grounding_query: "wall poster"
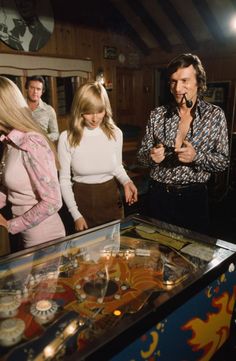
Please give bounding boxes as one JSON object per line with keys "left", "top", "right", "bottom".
{"left": 204, "top": 81, "right": 230, "bottom": 114}
{"left": 0, "top": 0, "right": 54, "bottom": 52}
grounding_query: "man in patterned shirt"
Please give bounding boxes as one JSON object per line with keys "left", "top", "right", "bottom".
{"left": 137, "top": 53, "right": 229, "bottom": 234}
{"left": 25, "top": 75, "right": 59, "bottom": 142}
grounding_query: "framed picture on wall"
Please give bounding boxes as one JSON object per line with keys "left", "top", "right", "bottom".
{"left": 103, "top": 46, "right": 117, "bottom": 60}
{"left": 204, "top": 81, "right": 230, "bottom": 113}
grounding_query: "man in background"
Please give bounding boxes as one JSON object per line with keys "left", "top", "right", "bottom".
{"left": 25, "top": 75, "right": 59, "bottom": 142}
{"left": 137, "top": 53, "right": 229, "bottom": 234}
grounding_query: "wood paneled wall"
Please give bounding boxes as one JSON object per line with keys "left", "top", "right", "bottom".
{"left": 0, "top": 10, "right": 155, "bottom": 135}
{"left": 2, "top": 3, "right": 236, "bottom": 136}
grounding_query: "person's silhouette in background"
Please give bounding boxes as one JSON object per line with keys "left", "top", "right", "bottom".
{"left": 14, "top": 0, "right": 51, "bottom": 51}
{"left": 0, "top": 0, "right": 52, "bottom": 51}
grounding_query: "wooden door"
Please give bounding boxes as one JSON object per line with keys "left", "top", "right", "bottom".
{"left": 116, "top": 67, "right": 135, "bottom": 126}
{"left": 116, "top": 66, "right": 154, "bottom": 130}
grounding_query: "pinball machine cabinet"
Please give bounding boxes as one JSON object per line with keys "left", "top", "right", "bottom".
{"left": 0, "top": 214, "right": 236, "bottom": 361}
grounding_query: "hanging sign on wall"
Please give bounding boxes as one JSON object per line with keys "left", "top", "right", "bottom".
{"left": 0, "top": 0, "right": 54, "bottom": 52}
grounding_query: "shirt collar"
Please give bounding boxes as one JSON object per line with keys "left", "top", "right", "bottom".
{"left": 195, "top": 97, "right": 208, "bottom": 119}
{"left": 169, "top": 97, "right": 206, "bottom": 117}
{"left": 37, "top": 98, "right": 46, "bottom": 110}
{"left": 26, "top": 98, "right": 46, "bottom": 111}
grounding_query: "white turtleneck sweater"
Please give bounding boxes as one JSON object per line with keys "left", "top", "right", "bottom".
{"left": 57, "top": 126, "right": 131, "bottom": 221}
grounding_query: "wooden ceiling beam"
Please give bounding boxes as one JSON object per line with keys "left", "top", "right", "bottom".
{"left": 192, "top": 0, "right": 226, "bottom": 44}
{"left": 157, "top": 0, "right": 198, "bottom": 50}
{"left": 117, "top": 21, "right": 151, "bottom": 55}
{"left": 125, "top": 0, "right": 172, "bottom": 52}
{"left": 109, "top": 0, "right": 150, "bottom": 55}
{"left": 54, "top": 0, "right": 150, "bottom": 55}
{"left": 230, "top": 0, "right": 236, "bottom": 12}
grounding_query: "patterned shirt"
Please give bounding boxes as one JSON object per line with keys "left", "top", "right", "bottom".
{"left": 137, "top": 98, "right": 229, "bottom": 184}
{"left": 31, "top": 99, "right": 59, "bottom": 142}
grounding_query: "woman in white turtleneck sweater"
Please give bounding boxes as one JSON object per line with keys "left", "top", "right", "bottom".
{"left": 57, "top": 81, "right": 138, "bottom": 232}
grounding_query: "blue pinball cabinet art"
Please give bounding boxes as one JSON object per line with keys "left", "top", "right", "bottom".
{"left": 0, "top": 214, "right": 236, "bottom": 361}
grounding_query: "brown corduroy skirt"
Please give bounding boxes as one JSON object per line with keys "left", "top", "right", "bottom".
{"left": 72, "top": 178, "right": 124, "bottom": 228}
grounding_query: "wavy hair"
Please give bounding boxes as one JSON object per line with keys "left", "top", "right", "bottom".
{"left": 25, "top": 75, "right": 45, "bottom": 92}
{"left": 0, "top": 76, "right": 59, "bottom": 168}
{"left": 167, "top": 53, "right": 207, "bottom": 96}
{"left": 68, "top": 81, "right": 116, "bottom": 147}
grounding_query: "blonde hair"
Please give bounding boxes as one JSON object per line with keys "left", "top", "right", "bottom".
{"left": 68, "top": 81, "right": 116, "bottom": 147}
{"left": 0, "top": 76, "right": 59, "bottom": 168}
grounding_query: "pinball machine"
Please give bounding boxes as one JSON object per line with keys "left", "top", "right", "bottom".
{"left": 0, "top": 214, "right": 236, "bottom": 361}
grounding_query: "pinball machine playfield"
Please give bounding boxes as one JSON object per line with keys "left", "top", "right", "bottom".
{"left": 0, "top": 214, "right": 235, "bottom": 361}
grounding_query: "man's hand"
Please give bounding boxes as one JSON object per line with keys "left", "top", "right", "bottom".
{"left": 74, "top": 217, "right": 88, "bottom": 231}
{"left": 150, "top": 144, "right": 165, "bottom": 164}
{"left": 175, "top": 140, "right": 196, "bottom": 163}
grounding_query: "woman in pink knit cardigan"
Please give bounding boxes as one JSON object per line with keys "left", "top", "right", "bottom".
{"left": 0, "top": 76, "right": 65, "bottom": 249}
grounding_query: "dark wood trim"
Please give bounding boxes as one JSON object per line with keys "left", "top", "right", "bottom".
{"left": 109, "top": 0, "right": 150, "bottom": 55}
{"left": 125, "top": 0, "right": 172, "bottom": 52}
{"left": 193, "top": 0, "right": 226, "bottom": 44}
{"left": 158, "top": 0, "right": 199, "bottom": 50}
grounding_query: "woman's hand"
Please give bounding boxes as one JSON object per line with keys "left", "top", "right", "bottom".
{"left": 0, "top": 213, "right": 8, "bottom": 229}
{"left": 75, "top": 217, "right": 88, "bottom": 231}
{"left": 124, "top": 181, "right": 138, "bottom": 205}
